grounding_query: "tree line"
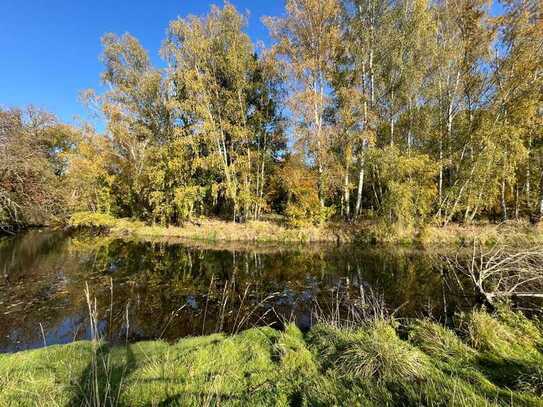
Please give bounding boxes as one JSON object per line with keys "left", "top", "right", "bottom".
{"left": 1, "top": 0, "right": 542, "bottom": 232}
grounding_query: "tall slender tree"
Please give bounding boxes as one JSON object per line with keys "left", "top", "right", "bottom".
{"left": 265, "top": 0, "right": 343, "bottom": 208}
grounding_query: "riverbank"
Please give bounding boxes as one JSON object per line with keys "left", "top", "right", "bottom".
{"left": 68, "top": 212, "right": 345, "bottom": 243}
{"left": 1, "top": 309, "right": 542, "bottom": 406}
{"left": 67, "top": 211, "right": 543, "bottom": 246}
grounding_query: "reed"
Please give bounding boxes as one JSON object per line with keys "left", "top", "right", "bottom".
{"left": 79, "top": 282, "right": 125, "bottom": 407}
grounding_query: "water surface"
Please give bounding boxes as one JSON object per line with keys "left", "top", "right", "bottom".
{"left": 0, "top": 230, "right": 469, "bottom": 353}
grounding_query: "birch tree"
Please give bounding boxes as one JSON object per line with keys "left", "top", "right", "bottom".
{"left": 265, "top": 0, "right": 343, "bottom": 208}
{"left": 99, "top": 33, "right": 173, "bottom": 220}
{"left": 164, "top": 4, "right": 284, "bottom": 221}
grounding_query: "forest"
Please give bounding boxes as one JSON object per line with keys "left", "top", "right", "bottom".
{"left": 1, "top": 0, "right": 542, "bottom": 235}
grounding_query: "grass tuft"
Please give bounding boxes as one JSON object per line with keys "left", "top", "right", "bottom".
{"left": 334, "top": 320, "right": 427, "bottom": 382}
{"left": 465, "top": 309, "right": 541, "bottom": 358}
{"left": 409, "top": 319, "right": 476, "bottom": 364}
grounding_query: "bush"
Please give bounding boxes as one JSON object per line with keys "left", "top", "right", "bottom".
{"left": 368, "top": 146, "right": 438, "bottom": 229}
{"left": 285, "top": 200, "right": 335, "bottom": 227}
{"left": 274, "top": 154, "right": 335, "bottom": 227}
{"left": 68, "top": 211, "right": 117, "bottom": 230}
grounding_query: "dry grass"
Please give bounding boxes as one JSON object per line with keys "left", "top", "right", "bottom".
{"left": 132, "top": 219, "right": 339, "bottom": 243}
{"left": 419, "top": 220, "right": 543, "bottom": 247}
{"left": 68, "top": 211, "right": 543, "bottom": 246}
{"left": 69, "top": 212, "right": 343, "bottom": 243}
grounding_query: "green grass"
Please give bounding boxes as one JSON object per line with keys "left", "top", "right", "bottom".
{"left": 2, "top": 309, "right": 543, "bottom": 406}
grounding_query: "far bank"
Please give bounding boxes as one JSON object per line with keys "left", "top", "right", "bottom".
{"left": 66, "top": 211, "right": 543, "bottom": 247}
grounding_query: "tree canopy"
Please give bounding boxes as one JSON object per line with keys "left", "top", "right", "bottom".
{"left": 1, "top": 0, "right": 541, "bottom": 231}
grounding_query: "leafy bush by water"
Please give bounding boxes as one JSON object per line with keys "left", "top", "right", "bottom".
{"left": 68, "top": 211, "right": 117, "bottom": 230}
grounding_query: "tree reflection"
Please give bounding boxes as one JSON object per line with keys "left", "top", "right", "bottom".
{"left": 0, "top": 231, "right": 467, "bottom": 352}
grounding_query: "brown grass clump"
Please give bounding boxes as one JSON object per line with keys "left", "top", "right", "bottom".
{"left": 132, "top": 218, "right": 339, "bottom": 243}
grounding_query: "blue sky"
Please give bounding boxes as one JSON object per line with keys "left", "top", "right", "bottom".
{"left": 0, "top": 1, "right": 284, "bottom": 127}
{"left": 1, "top": 1, "right": 503, "bottom": 130}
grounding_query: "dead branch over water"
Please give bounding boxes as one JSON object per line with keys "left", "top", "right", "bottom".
{"left": 443, "top": 244, "right": 543, "bottom": 307}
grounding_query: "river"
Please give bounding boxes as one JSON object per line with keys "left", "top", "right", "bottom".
{"left": 0, "top": 229, "right": 470, "bottom": 352}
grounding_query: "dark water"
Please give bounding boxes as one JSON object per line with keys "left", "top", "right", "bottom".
{"left": 0, "top": 230, "right": 469, "bottom": 353}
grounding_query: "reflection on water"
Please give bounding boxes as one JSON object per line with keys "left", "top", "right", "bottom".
{"left": 0, "top": 230, "right": 469, "bottom": 353}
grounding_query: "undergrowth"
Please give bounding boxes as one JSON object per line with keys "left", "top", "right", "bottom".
{"left": 68, "top": 211, "right": 338, "bottom": 243}
{"left": 68, "top": 211, "right": 543, "bottom": 247}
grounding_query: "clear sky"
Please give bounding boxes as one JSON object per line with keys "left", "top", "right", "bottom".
{"left": 0, "top": 1, "right": 284, "bottom": 127}
{"left": 1, "top": 1, "right": 503, "bottom": 129}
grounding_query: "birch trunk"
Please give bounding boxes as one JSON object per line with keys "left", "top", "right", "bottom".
{"left": 539, "top": 171, "right": 543, "bottom": 217}
{"left": 355, "top": 165, "right": 365, "bottom": 217}
{"left": 344, "top": 170, "right": 350, "bottom": 218}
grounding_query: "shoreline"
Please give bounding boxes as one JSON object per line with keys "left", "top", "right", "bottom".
{"left": 66, "top": 211, "right": 543, "bottom": 247}
{"left": 2, "top": 309, "right": 542, "bottom": 405}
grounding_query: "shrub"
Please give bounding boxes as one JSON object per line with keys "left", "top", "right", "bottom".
{"left": 367, "top": 146, "right": 437, "bottom": 229}
{"left": 68, "top": 211, "right": 117, "bottom": 230}
{"left": 274, "top": 154, "right": 335, "bottom": 227}
{"left": 285, "top": 200, "right": 335, "bottom": 228}
{"left": 174, "top": 185, "right": 207, "bottom": 221}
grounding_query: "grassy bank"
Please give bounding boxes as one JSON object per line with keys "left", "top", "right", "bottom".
{"left": 2, "top": 309, "right": 543, "bottom": 406}
{"left": 67, "top": 211, "right": 543, "bottom": 246}
{"left": 67, "top": 212, "right": 344, "bottom": 243}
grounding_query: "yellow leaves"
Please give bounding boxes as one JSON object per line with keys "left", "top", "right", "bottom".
{"left": 272, "top": 154, "right": 334, "bottom": 226}
{"left": 368, "top": 146, "right": 438, "bottom": 226}
{"left": 266, "top": 0, "right": 343, "bottom": 85}
{"left": 278, "top": 155, "right": 318, "bottom": 198}
{"left": 174, "top": 186, "right": 207, "bottom": 220}
{"left": 371, "top": 146, "right": 437, "bottom": 182}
